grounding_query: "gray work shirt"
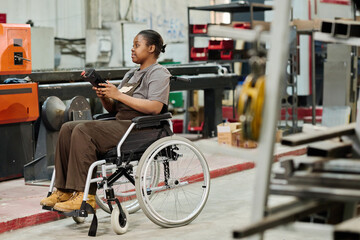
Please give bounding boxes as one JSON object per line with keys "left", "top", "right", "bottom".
{"left": 119, "top": 63, "right": 171, "bottom": 105}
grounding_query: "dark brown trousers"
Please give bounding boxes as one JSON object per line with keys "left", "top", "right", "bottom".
{"left": 54, "top": 119, "right": 131, "bottom": 195}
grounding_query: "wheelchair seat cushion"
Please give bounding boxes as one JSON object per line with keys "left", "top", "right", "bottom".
{"left": 98, "top": 122, "right": 173, "bottom": 162}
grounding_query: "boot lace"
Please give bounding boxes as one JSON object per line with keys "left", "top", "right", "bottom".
{"left": 68, "top": 192, "right": 83, "bottom": 202}
{"left": 52, "top": 190, "right": 64, "bottom": 199}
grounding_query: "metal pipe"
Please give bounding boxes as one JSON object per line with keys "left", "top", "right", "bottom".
{"left": 207, "top": 25, "right": 271, "bottom": 43}
{"left": 48, "top": 169, "right": 56, "bottom": 193}
{"left": 248, "top": 0, "right": 291, "bottom": 239}
{"left": 116, "top": 123, "right": 136, "bottom": 157}
{"left": 83, "top": 160, "right": 106, "bottom": 201}
{"left": 311, "top": 33, "right": 316, "bottom": 125}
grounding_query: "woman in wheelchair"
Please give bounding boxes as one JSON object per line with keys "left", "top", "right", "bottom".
{"left": 40, "top": 29, "right": 171, "bottom": 212}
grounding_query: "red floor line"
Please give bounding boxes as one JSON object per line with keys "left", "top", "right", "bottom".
{"left": 0, "top": 211, "right": 64, "bottom": 234}
{"left": 210, "top": 162, "right": 255, "bottom": 179}
{"left": 210, "top": 147, "right": 307, "bottom": 179}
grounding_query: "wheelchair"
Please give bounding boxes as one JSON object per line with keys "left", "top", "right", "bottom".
{"left": 43, "top": 111, "right": 211, "bottom": 236}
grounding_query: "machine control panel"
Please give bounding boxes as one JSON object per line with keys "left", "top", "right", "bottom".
{"left": 0, "top": 23, "right": 31, "bottom": 75}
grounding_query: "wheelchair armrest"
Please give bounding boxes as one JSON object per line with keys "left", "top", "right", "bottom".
{"left": 93, "top": 112, "right": 116, "bottom": 121}
{"left": 132, "top": 112, "right": 172, "bottom": 128}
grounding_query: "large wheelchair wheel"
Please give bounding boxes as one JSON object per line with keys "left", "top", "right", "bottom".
{"left": 135, "top": 135, "right": 210, "bottom": 228}
{"left": 96, "top": 161, "right": 160, "bottom": 214}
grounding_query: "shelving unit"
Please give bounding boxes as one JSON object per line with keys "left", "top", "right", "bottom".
{"left": 187, "top": 1, "right": 273, "bottom": 66}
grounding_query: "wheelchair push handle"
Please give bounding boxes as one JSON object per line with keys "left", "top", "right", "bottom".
{"left": 170, "top": 76, "right": 191, "bottom": 83}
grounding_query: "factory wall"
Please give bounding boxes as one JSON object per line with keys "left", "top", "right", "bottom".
{"left": 0, "top": 0, "right": 211, "bottom": 70}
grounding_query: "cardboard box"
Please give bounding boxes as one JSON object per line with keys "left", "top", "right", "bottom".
{"left": 276, "top": 129, "right": 283, "bottom": 143}
{"left": 239, "top": 140, "right": 257, "bottom": 149}
{"left": 231, "top": 129, "right": 243, "bottom": 147}
{"left": 217, "top": 122, "right": 241, "bottom": 146}
{"left": 217, "top": 122, "right": 260, "bottom": 149}
{"left": 291, "top": 19, "right": 322, "bottom": 31}
{"left": 252, "top": 20, "right": 271, "bottom": 31}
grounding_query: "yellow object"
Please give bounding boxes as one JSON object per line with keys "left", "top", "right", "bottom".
{"left": 53, "top": 192, "right": 96, "bottom": 212}
{"left": 40, "top": 189, "right": 73, "bottom": 207}
{"left": 237, "top": 74, "right": 265, "bottom": 141}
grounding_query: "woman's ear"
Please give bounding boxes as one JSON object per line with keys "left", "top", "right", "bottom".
{"left": 148, "top": 45, "right": 155, "bottom": 54}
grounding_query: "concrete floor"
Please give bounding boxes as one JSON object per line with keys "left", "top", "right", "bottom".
{"left": 1, "top": 169, "right": 329, "bottom": 240}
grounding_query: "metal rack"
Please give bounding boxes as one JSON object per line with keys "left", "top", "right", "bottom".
{"left": 187, "top": 1, "right": 272, "bottom": 65}
{"left": 279, "top": 27, "right": 300, "bottom": 134}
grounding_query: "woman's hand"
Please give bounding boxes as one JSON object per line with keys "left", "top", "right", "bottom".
{"left": 93, "top": 86, "right": 106, "bottom": 98}
{"left": 93, "top": 81, "right": 117, "bottom": 112}
{"left": 93, "top": 81, "right": 121, "bottom": 99}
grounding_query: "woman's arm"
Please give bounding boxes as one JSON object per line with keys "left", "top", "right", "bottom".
{"left": 97, "top": 81, "right": 163, "bottom": 115}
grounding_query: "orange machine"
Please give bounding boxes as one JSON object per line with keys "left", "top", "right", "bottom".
{"left": 0, "top": 82, "right": 39, "bottom": 124}
{"left": 0, "top": 23, "right": 31, "bottom": 75}
{"left": 0, "top": 23, "right": 37, "bottom": 124}
{"left": 0, "top": 23, "right": 36, "bottom": 181}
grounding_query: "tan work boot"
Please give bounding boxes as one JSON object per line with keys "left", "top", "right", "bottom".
{"left": 53, "top": 192, "right": 96, "bottom": 212}
{"left": 40, "top": 189, "right": 73, "bottom": 207}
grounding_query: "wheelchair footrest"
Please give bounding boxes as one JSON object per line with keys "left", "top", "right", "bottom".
{"left": 42, "top": 205, "right": 90, "bottom": 217}
{"left": 42, "top": 201, "right": 98, "bottom": 237}
{"left": 42, "top": 203, "right": 94, "bottom": 217}
{"left": 42, "top": 205, "right": 53, "bottom": 211}
{"left": 63, "top": 209, "right": 89, "bottom": 218}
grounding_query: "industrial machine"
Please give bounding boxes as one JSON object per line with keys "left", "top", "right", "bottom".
{"left": 0, "top": 23, "right": 36, "bottom": 181}
{"left": 24, "top": 95, "right": 92, "bottom": 182}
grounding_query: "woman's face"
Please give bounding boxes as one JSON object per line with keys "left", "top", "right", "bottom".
{"left": 131, "top": 34, "right": 153, "bottom": 64}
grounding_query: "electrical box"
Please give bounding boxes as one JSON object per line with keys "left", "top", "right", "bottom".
{"left": 0, "top": 23, "right": 32, "bottom": 75}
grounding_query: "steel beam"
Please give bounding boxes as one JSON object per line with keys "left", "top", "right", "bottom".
{"left": 281, "top": 123, "right": 356, "bottom": 146}
{"left": 287, "top": 171, "right": 360, "bottom": 190}
{"left": 270, "top": 184, "right": 360, "bottom": 202}
{"left": 307, "top": 140, "right": 352, "bottom": 158}
{"left": 0, "top": 64, "right": 230, "bottom": 83}
{"left": 335, "top": 216, "right": 360, "bottom": 239}
{"left": 315, "top": 158, "right": 360, "bottom": 174}
{"left": 233, "top": 200, "right": 332, "bottom": 238}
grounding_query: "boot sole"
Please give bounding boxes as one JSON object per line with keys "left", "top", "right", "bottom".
{"left": 53, "top": 204, "right": 97, "bottom": 213}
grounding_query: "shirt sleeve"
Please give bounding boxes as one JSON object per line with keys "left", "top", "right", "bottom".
{"left": 146, "top": 67, "right": 171, "bottom": 105}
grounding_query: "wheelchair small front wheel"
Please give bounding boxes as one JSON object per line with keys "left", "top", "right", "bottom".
{"left": 96, "top": 161, "right": 160, "bottom": 214}
{"left": 72, "top": 216, "right": 86, "bottom": 224}
{"left": 96, "top": 163, "right": 140, "bottom": 214}
{"left": 111, "top": 205, "right": 129, "bottom": 235}
{"left": 135, "top": 135, "right": 210, "bottom": 228}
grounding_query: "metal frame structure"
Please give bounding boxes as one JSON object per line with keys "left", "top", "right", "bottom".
{"left": 0, "top": 64, "right": 232, "bottom": 83}
{"left": 209, "top": 9, "right": 360, "bottom": 240}
{"left": 0, "top": 64, "right": 239, "bottom": 138}
{"left": 35, "top": 72, "right": 238, "bottom": 138}
{"left": 208, "top": 1, "right": 291, "bottom": 239}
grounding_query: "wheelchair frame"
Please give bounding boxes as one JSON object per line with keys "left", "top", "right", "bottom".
{"left": 44, "top": 112, "right": 210, "bottom": 236}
